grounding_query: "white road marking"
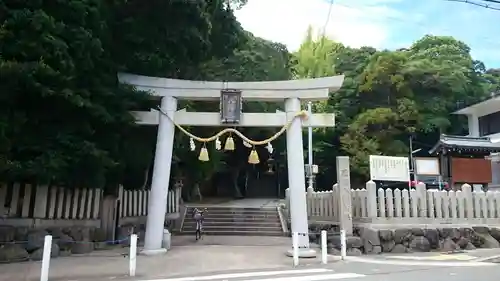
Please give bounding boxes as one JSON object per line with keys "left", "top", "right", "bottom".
{"left": 474, "top": 254, "right": 500, "bottom": 262}
{"left": 344, "top": 256, "right": 497, "bottom": 267}
{"left": 239, "top": 273, "right": 366, "bottom": 281}
{"left": 386, "top": 254, "right": 477, "bottom": 261}
{"left": 137, "top": 268, "right": 334, "bottom": 281}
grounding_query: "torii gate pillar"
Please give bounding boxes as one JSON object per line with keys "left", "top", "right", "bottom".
{"left": 143, "top": 96, "right": 177, "bottom": 255}
{"left": 118, "top": 73, "right": 344, "bottom": 256}
{"left": 284, "top": 98, "right": 315, "bottom": 257}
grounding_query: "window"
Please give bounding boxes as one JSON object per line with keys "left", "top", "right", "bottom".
{"left": 479, "top": 111, "right": 500, "bottom": 136}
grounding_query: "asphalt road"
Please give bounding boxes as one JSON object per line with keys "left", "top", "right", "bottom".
{"left": 337, "top": 261, "right": 500, "bottom": 281}
{"left": 129, "top": 261, "right": 500, "bottom": 281}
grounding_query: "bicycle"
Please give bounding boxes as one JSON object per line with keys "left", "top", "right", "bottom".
{"left": 193, "top": 208, "right": 207, "bottom": 241}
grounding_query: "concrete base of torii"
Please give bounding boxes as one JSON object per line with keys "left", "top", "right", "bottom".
{"left": 141, "top": 248, "right": 167, "bottom": 256}
{"left": 285, "top": 248, "right": 318, "bottom": 258}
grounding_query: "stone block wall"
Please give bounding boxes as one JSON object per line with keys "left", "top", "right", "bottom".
{"left": 0, "top": 222, "right": 149, "bottom": 263}
{"left": 355, "top": 226, "right": 500, "bottom": 254}
{"left": 307, "top": 222, "right": 500, "bottom": 255}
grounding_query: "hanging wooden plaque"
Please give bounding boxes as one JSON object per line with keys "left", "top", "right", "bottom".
{"left": 220, "top": 89, "right": 242, "bottom": 124}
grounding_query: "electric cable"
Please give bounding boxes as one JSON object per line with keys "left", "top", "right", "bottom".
{"left": 445, "top": 0, "right": 500, "bottom": 11}
{"left": 331, "top": 0, "right": 500, "bottom": 48}
{"left": 322, "top": 0, "right": 335, "bottom": 36}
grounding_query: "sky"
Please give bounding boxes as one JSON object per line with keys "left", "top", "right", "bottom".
{"left": 234, "top": 0, "right": 500, "bottom": 68}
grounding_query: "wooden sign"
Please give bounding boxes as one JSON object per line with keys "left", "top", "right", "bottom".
{"left": 220, "top": 89, "right": 242, "bottom": 124}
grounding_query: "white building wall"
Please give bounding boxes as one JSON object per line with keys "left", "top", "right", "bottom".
{"left": 467, "top": 114, "right": 480, "bottom": 137}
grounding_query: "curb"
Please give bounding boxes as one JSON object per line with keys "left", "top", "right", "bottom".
{"left": 341, "top": 256, "right": 498, "bottom": 267}
{"left": 474, "top": 254, "right": 500, "bottom": 263}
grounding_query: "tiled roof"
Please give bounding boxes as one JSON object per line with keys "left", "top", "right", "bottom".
{"left": 429, "top": 134, "right": 500, "bottom": 154}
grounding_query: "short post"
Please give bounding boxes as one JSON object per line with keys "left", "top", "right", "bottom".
{"left": 462, "top": 184, "right": 473, "bottom": 218}
{"left": 366, "top": 180, "right": 377, "bottom": 218}
{"left": 321, "top": 230, "right": 327, "bottom": 264}
{"left": 40, "top": 235, "right": 53, "bottom": 281}
{"left": 129, "top": 234, "right": 138, "bottom": 277}
{"left": 416, "top": 182, "right": 427, "bottom": 217}
{"left": 340, "top": 230, "right": 347, "bottom": 260}
{"left": 336, "top": 156, "right": 353, "bottom": 235}
{"left": 292, "top": 232, "right": 299, "bottom": 267}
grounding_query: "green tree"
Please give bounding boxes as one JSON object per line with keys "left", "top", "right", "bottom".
{"left": 0, "top": 0, "right": 251, "bottom": 192}
{"left": 339, "top": 35, "right": 488, "bottom": 177}
{"left": 291, "top": 32, "right": 494, "bottom": 183}
{"left": 292, "top": 26, "right": 343, "bottom": 79}
{"left": 0, "top": 0, "right": 147, "bottom": 188}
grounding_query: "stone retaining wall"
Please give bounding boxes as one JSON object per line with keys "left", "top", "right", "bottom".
{"left": 308, "top": 222, "right": 500, "bottom": 255}
{"left": 0, "top": 224, "right": 146, "bottom": 263}
{"left": 356, "top": 226, "right": 500, "bottom": 254}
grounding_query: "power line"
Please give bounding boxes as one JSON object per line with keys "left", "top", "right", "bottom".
{"left": 322, "top": 0, "right": 335, "bottom": 36}
{"left": 331, "top": 1, "right": 500, "bottom": 48}
{"left": 477, "top": 0, "right": 500, "bottom": 4}
{"left": 445, "top": 0, "right": 500, "bottom": 11}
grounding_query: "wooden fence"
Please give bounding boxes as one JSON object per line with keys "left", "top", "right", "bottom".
{"left": 299, "top": 181, "right": 500, "bottom": 226}
{"left": 352, "top": 181, "right": 500, "bottom": 224}
{"left": 285, "top": 183, "right": 353, "bottom": 234}
{"left": 117, "top": 185, "right": 181, "bottom": 218}
{"left": 0, "top": 183, "right": 181, "bottom": 225}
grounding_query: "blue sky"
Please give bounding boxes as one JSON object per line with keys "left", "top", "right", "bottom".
{"left": 235, "top": 0, "right": 500, "bottom": 68}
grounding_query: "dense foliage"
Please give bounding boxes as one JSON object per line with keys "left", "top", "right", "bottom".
{"left": 293, "top": 29, "right": 498, "bottom": 187}
{"left": 0, "top": 0, "right": 249, "bottom": 191}
{"left": 1, "top": 1, "right": 499, "bottom": 193}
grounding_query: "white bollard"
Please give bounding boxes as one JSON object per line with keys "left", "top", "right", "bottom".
{"left": 321, "top": 230, "right": 327, "bottom": 264}
{"left": 340, "top": 229, "right": 347, "bottom": 260}
{"left": 40, "top": 235, "right": 53, "bottom": 281}
{"left": 292, "top": 232, "right": 299, "bottom": 267}
{"left": 129, "top": 234, "right": 138, "bottom": 277}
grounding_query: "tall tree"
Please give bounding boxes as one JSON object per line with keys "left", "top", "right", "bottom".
{"left": 291, "top": 32, "right": 494, "bottom": 182}
{"left": 0, "top": 0, "right": 148, "bottom": 188}
{"left": 340, "top": 35, "right": 488, "bottom": 177}
{"left": 292, "top": 26, "right": 343, "bottom": 79}
{"left": 0, "top": 0, "right": 250, "bottom": 191}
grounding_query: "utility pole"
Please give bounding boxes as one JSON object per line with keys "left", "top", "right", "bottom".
{"left": 307, "top": 101, "right": 314, "bottom": 189}
{"left": 409, "top": 135, "right": 418, "bottom": 183}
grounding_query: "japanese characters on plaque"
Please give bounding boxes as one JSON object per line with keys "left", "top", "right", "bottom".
{"left": 220, "top": 89, "right": 242, "bottom": 124}
{"left": 369, "top": 155, "right": 410, "bottom": 182}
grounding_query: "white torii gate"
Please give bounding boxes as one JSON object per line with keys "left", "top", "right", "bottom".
{"left": 118, "top": 73, "right": 345, "bottom": 256}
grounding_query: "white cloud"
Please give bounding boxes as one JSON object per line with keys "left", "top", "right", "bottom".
{"left": 234, "top": 0, "right": 402, "bottom": 51}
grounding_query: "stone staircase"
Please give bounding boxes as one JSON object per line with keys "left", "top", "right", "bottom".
{"left": 180, "top": 207, "right": 285, "bottom": 236}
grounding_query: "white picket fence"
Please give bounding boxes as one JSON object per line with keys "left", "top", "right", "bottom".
{"left": 0, "top": 184, "right": 102, "bottom": 220}
{"left": 117, "top": 185, "right": 181, "bottom": 218}
{"left": 0, "top": 183, "right": 181, "bottom": 221}
{"left": 298, "top": 182, "right": 500, "bottom": 226}
{"left": 285, "top": 183, "right": 354, "bottom": 234}
{"left": 285, "top": 186, "right": 342, "bottom": 222}
{"left": 352, "top": 181, "right": 500, "bottom": 224}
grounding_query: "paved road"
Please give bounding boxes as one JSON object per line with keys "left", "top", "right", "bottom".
{"left": 3, "top": 235, "right": 500, "bottom": 281}
{"left": 134, "top": 262, "right": 500, "bottom": 281}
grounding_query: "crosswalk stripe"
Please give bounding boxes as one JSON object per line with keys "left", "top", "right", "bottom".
{"left": 138, "top": 268, "right": 334, "bottom": 281}
{"left": 239, "top": 273, "right": 366, "bottom": 281}
{"left": 386, "top": 254, "right": 477, "bottom": 261}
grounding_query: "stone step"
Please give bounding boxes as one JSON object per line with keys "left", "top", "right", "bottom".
{"left": 186, "top": 209, "right": 277, "bottom": 216}
{"left": 179, "top": 230, "right": 285, "bottom": 236}
{"left": 186, "top": 206, "right": 276, "bottom": 210}
{"left": 183, "top": 215, "right": 280, "bottom": 221}
{"left": 182, "top": 221, "right": 282, "bottom": 229}
{"left": 183, "top": 223, "right": 281, "bottom": 230}
{"left": 184, "top": 212, "right": 278, "bottom": 216}
{"left": 181, "top": 206, "right": 284, "bottom": 236}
